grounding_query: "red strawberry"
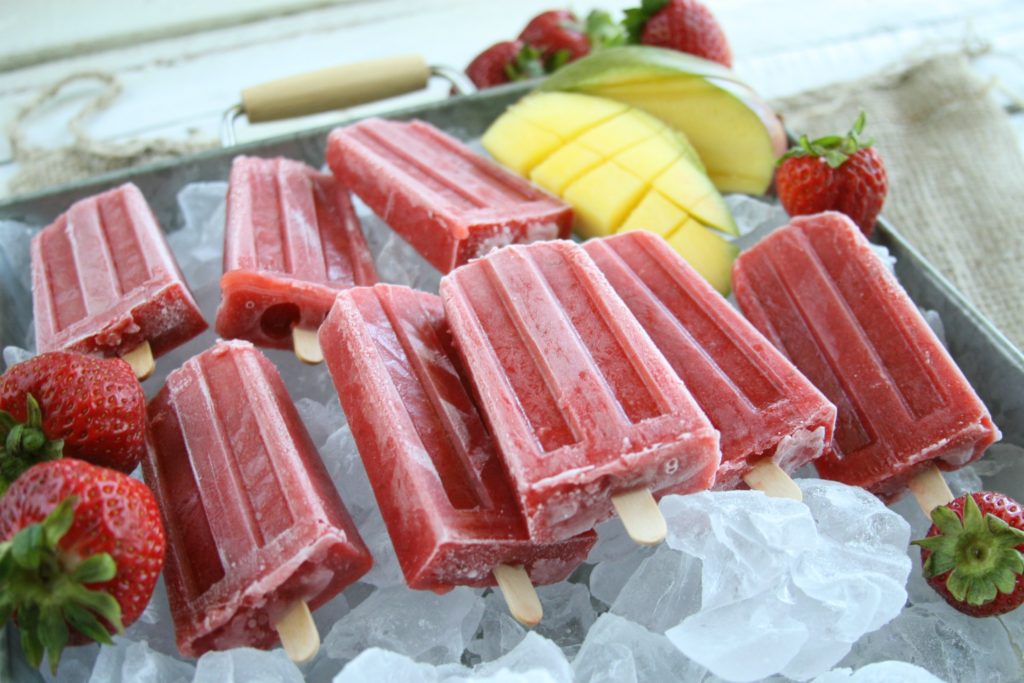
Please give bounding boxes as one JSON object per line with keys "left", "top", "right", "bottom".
{"left": 913, "top": 491, "right": 1024, "bottom": 617}
{"left": 0, "top": 459, "right": 166, "bottom": 672}
{"left": 0, "top": 352, "right": 146, "bottom": 489}
{"left": 464, "top": 40, "right": 546, "bottom": 90}
{"left": 519, "top": 10, "right": 590, "bottom": 68}
{"left": 624, "top": 0, "right": 732, "bottom": 68}
{"left": 775, "top": 112, "right": 889, "bottom": 236}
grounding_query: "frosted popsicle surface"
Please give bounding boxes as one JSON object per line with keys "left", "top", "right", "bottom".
{"left": 320, "top": 284, "right": 595, "bottom": 591}
{"left": 585, "top": 231, "right": 836, "bottom": 491}
{"left": 143, "top": 340, "right": 372, "bottom": 656}
{"left": 216, "top": 156, "right": 377, "bottom": 348}
{"left": 326, "top": 118, "right": 573, "bottom": 273}
{"left": 441, "top": 240, "right": 720, "bottom": 542}
{"left": 732, "top": 212, "right": 1000, "bottom": 499}
{"left": 31, "top": 183, "right": 206, "bottom": 357}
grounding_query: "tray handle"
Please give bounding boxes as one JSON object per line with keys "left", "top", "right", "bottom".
{"left": 242, "top": 53, "right": 431, "bottom": 123}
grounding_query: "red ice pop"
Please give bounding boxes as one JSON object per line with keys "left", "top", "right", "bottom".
{"left": 215, "top": 156, "right": 377, "bottom": 362}
{"left": 441, "top": 240, "right": 721, "bottom": 544}
{"left": 732, "top": 212, "right": 1000, "bottom": 503}
{"left": 143, "top": 340, "right": 371, "bottom": 660}
{"left": 320, "top": 284, "right": 596, "bottom": 624}
{"left": 585, "top": 231, "right": 837, "bottom": 497}
{"left": 31, "top": 183, "right": 206, "bottom": 377}
{"left": 326, "top": 118, "right": 573, "bottom": 273}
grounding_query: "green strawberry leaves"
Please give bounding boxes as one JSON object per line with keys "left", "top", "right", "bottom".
{"left": 585, "top": 10, "right": 628, "bottom": 50}
{"left": 0, "top": 497, "right": 123, "bottom": 674}
{"left": 0, "top": 394, "right": 64, "bottom": 495}
{"left": 623, "top": 0, "right": 670, "bottom": 43}
{"left": 505, "top": 44, "right": 547, "bottom": 82}
{"left": 913, "top": 494, "right": 1024, "bottom": 607}
{"left": 778, "top": 111, "right": 875, "bottom": 169}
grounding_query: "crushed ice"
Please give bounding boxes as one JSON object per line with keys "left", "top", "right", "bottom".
{"left": 6, "top": 184, "right": 1023, "bottom": 683}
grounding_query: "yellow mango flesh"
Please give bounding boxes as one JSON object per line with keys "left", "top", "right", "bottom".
{"left": 664, "top": 218, "right": 740, "bottom": 296}
{"left": 483, "top": 91, "right": 739, "bottom": 293}
{"left": 480, "top": 111, "right": 562, "bottom": 175}
{"left": 564, "top": 163, "right": 647, "bottom": 237}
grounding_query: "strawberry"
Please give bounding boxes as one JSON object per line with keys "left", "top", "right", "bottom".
{"left": 519, "top": 10, "right": 590, "bottom": 69}
{"left": 464, "top": 40, "right": 546, "bottom": 90}
{"left": 0, "top": 352, "right": 146, "bottom": 490}
{"left": 623, "top": 0, "right": 732, "bottom": 68}
{"left": 775, "top": 112, "right": 889, "bottom": 236}
{"left": 0, "top": 459, "right": 165, "bottom": 672}
{"left": 913, "top": 492, "right": 1024, "bottom": 617}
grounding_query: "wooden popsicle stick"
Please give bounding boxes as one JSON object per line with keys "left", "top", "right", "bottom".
{"left": 493, "top": 564, "right": 543, "bottom": 627}
{"left": 743, "top": 460, "right": 803, "bottom": 501}
{"left": 292, "top": 326, "right": 324, "bottom": 365}
{"left": 611, "top": 488, "right": 667, "bottom": 546}
{"left": 275, "top": 600, "right": 320, "bottom": 664}
{"left": 122, "top": 340, "right": 155, "bottom": 380}
{"left": 908, "top": 463, "right": 955, "bottom": 515}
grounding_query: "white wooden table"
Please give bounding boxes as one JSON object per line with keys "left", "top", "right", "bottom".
{"left": 2, "top": 0, "right": 1023, "bottom": 199}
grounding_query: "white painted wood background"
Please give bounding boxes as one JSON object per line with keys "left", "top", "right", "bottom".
{"left": 1, "top": 0, "right": 1022, "bottom": 199}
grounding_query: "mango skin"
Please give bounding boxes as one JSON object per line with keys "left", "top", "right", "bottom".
{"left": 538, "top": 46, "right": 787, "bottom": 196}
{"left": 483, "top": 91, "right": 740, "bottom": 294}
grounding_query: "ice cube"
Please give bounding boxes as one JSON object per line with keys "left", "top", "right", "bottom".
{"left": 609, "top": 546, "right": 701, "bottom": 632}
{"left": 332, "top": 647, "right": 447, "bottom": 682}
{"left": 466, "top": 632, "right": 572, "bottom": 683}
{"left": 323, "top": 586, "right": 485, "bottom": 665}
{"left": 2, "top": 345, "right": 33, "bottom": 369}
{"left": 123, "top": 576, "right": 178, "bottom": 656}
{"left": 726, "top": 195, "right": 790, "bottom": 240}
{"left": 192, "top": 647, "right": 303, "bottom": 683}
{"left": 812, "top": 661, "right": 947, "bottom": 682}
{"left": 840, "top": 600, "right": 1022, "bottom": 682}
{"left": 588, "top": 551, "right": 650, "bottom": 608}
{"left": 465, "top": 590, "right": 527, "bottom": 662}
{"left": 39, "top": 642, "right": 99, "bottom": 683}
{"left": 87, "top": 637, "right": 194, "bottom": 683}
{"left": 659, "top": 481, "right": 911, "bottom": 681}
{"left": 530, "top": 582, "right": 597, "bottom": 657}
{"left": 573, "top": 614, "right": 706, "bottom": 683}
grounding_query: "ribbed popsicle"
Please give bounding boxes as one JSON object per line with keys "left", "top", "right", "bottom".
{"left": 327, "top": 118, "right": 574, "bottom": 273}
{"left": 144, "top": 340, "right": 372, "bottom": 659}
{"left": 585, "top": 231, "right": 836, "bottom": 496}
{"left": 732, "top": 212, "right": 1000, "bottom": 502}
{"left": 320, "top": 284, "right": 596, "bottom": 623}
{"left": 215, "top": 156, "right": 377, "bottom": 360}
{"left": 31, "top": 183, "right": 206, "bottom": 376}
{"left": 441, "top": 240, "right": 721, "bottom": 544}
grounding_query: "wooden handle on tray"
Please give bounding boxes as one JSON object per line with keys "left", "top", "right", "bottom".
{"left": 241, "top": 53, "right": 430, "bottom": 123}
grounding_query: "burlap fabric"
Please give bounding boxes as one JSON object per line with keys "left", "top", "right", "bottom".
{"left": 772, "top": 51, "right": 1024, "bottom": 352}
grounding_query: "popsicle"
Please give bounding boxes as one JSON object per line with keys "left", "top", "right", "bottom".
{"left": 326, "top": 117, "right": 574, "bottom": 273}
{"left": 319, "top": 284, "right": 596, "bottom": 624}
{"left": 584, "top": 231, "right": 837, "bottom": 499}
{"left": 732, "top": 212, "right": 1000, "bottom": 507}
{"left": 215, "top": 156, "right": 378, "bottom": 363}
{"left": 440, "top": 240, "right": 721, "bottom": 544}
{"left": 143, "top": 339, "right": 372, "bottom": 660}
{"left": 31, "top": 182, "right": 206, "bottom": 379}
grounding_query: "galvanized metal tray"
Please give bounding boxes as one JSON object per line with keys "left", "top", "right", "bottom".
{"left": 1, "top": 81, "right": 1022, "bottom": 679}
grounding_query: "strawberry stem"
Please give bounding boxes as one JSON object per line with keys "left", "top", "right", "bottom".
{"left": 0, "top": 394, "right": 63, "bottom": 495}
{"left": 913, "top": 494, "right": 1024, "bottom": 607}
{"left": 0, "top": 497, "right": 123, "bottom": 674}
{"left": 777, "top": 111, "right": 875, "bottom": 169}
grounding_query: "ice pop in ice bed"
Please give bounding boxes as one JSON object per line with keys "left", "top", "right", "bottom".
{"left": 143, "top": 340, "right": 371, "bottom": 661}
{"left": 215, "top": 156, "right": 377, "bottom": 363}
{"left": 732, "top": 212, "right": 1000, "bottom": 507}
{"left": 31, "top": 183, "right": 206, "bottom": 379}
{"left": 320, "top": 284, "right": 595, "bottom": 625}
{"left": 585, "top": 231, "right": 836, "bottom": 499}
{"left": 326, "top": 117, "right": 574, "bottom": 273}
{"left": 441, "top": 240, "right": 721, "bottom": 545}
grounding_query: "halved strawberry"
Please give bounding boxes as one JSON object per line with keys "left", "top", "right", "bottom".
{"left": 913, "top": 492, "right": 1024, "bottom": 617}
{"left": 0, "top": 459, "right": 165, "bottom": 672}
